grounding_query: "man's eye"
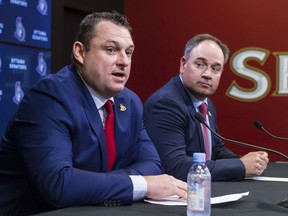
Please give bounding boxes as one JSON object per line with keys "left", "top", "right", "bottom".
{"left": 107, "top": 47, "right": 117, "bottom": 53}
{"left": 126, "top": 50, "right": 133, "bottom": 57}
{"left": 212, "top": 66, "right": 222, "bottom": 72}
{"left": 195, "top": 62, "right": 204, "bottom": 68}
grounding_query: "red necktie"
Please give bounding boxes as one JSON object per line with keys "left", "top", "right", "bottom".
{"left": 104, "top": 100, "right": 116, "bottom": 171}
{"left": 199, "top": 103, "right": 210, "bottom": 160}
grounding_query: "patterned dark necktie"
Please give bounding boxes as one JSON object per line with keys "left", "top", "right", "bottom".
{"left": 199, "top": 103, "right": 210, "bottom": 160}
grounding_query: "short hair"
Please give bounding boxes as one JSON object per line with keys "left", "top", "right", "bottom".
{"left": 184, "top": 33, "right": 230, "bottom": 63}
{"left": 74, "top": 11, "right": 132, "bottom": 52}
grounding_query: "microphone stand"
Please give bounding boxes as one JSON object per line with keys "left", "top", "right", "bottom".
{"left": 254, "top": 120, "right": 288, "bottom": 141}
{"left": 194, "top": 113, "right": 288, "bottom": 160}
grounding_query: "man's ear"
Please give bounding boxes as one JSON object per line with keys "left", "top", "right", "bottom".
{"left": 73, "top": 41, "right": 85, "bottom": 64}
{"left": 180, "top": 57, "right": 187, "bottom": 72}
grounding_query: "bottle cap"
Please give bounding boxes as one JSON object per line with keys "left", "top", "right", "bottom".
{"left": 193, "top": 152, "right": 206, "bottom": 163}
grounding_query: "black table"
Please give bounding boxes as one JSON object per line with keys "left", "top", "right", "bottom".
{"left": 33, "top": 163, "right": 288, "bottom": 216}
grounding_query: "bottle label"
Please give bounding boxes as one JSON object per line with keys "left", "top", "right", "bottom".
{"left": 187, "top": 187, "right": 205, "bottom": 211}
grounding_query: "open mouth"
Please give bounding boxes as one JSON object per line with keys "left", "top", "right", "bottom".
{"left": 113, "top": 72, "right": 125, "bottom": 78}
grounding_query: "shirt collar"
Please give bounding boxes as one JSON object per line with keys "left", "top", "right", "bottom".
{"left": 179, "top": 74, "right": 208, "bottom": 109}
{"left": 77, "top": 71, "right": 114, "bottom": 109}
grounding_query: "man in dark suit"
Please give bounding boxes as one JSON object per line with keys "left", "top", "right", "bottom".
{"left": 0, "top": 12, "right": 187, "bottom": 216}
{"left": 143, "top": 33, "right": 269, "bottom": 182}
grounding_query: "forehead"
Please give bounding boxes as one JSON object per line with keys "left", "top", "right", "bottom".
{"left": 190, "top": 40, "right": 224, "bottom": 63}
{"left": 94, "top": 21, "right": 134, "bottom": 46}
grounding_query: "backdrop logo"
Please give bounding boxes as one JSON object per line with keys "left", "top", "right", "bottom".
{"left": 32, "top": 29, "right": 48, "bottom": 42}
{"left": 36, "top": 52, "right": 47, "bottom": 76}
{"left": 10, "top": 0, "right": 27, "bottom": 7}
{"left": 0, "top": 22, "right": 4, "bottom": 34}
{"left": 14, "top": 17, "right": 26, "bottom": 42}
{"left": 13, "top": 81, "right": 24, "bottom": 105}
{"left": 0, "top": 57, "right": 2, "bottom": 72}
{"left": 37, "top": 0, "right": 48, "bottom": 15}
{"left": 227, "top": 47, "right": 288, "bottom": 102}
{"left": 9, "top": 57, "right": 27, "bottom": 70}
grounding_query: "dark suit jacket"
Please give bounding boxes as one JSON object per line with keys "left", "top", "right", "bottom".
{"left": 0, "top": 64, "right": 164, "bottom": 216}
{"left": 143, "top": 75, "right": 245, "bottom": 182}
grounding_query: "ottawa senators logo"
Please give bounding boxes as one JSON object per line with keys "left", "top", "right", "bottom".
{"left": 12, "top": 81, "right": 24, "bottom": 105}
{"left": 37, "top": 0, "right": 48, "bottom": 15}
{"left": 36, "top": 52, "right": 47, "bottom": 76}
{"left": 14, "top": 17, "right": 26, "bottom": 42}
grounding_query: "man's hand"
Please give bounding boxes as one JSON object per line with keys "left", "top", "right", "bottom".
{"left": 144, "top": 174, "right": 187, "bottom": 200}
{"left": 240, "top": 151, "right": 269, "bottom": 176}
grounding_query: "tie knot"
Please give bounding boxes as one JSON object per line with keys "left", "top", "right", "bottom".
{"left": 104, "top": 100, "right": 113, "bottom": 114}
{"left": 199, "top": 103, "right": 207, "bottom": 116}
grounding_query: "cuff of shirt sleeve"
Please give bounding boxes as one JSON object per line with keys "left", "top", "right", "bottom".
{"left": 129, "top": 175, "right": 147, "bottom": 201}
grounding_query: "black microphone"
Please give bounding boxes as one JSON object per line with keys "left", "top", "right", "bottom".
{"left": 194, "top": 112, "right": 288, "bottom": 160}
{"left": 254, "top": 120, "right": 288, "bottom": 141}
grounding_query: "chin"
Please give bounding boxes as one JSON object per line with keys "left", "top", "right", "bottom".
{"left": 113, "top": 86, "right": 125, "bottom": 94}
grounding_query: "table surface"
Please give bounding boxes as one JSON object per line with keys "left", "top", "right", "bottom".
{"left": 33, "top": 163, "right": 288, "bottom": 216}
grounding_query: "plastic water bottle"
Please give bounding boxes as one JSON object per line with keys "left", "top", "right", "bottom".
{"left": 187, "top": 152, "right": 211, "bottom": 216}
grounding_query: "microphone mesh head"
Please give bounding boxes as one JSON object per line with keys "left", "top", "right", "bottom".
{"left": 254, "top": 120, "right": 263, "bottom": 129}
{"left": 194, "top": 112, "right": 206, "bottom": 123}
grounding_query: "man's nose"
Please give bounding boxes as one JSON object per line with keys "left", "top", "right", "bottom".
{"left": 202, "top": 66, "right": 212, "bottom": 77}
{"left": 116, "top": 51, "right": 129, "bottom": 66}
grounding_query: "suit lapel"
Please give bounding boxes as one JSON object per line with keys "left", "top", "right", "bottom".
{"left": 112, "top": 96, "right": 128, "bottom": 168}
{"left": 71, "top": 69, "right": 108, "bottom": 171}
{"left": 174, "top": 76, "right": 205, "bottom": 152}
{"left": 207, "top": 102, "right": 216, "bottom": 132}
{"left": 83, "top": 104, "right": 108, "bottom": 171}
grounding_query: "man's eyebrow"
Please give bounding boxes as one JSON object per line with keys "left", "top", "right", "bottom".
{"left": 103, "top": 40, "right": 119, "bottom": 46}
{"left": 127, "top": 44, "right": 135, "bottom": 49}
{"left": 103, "top": 40, "right": 135, "bottom": 49}
{"left": 195, "top": 57, "right": 208, "bottom": 63}
{"left": 195, "top": 57, "right": 222, "bottom": 66}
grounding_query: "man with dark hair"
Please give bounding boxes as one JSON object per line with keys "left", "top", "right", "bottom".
{"left": 0, "top": 11, "right": 187, "bottom": 216}
{"left": 144, "top": 33, "right": 269, "bottom": 182}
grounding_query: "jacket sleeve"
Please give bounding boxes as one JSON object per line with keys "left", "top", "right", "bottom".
{"left": 11, "top": 80, "right": 136, "bottom": 209}
{"left": 144, "top": 97, "right": 245, "bottom": 182}
{"left": 144, "top": 97, "right": 194, "bottom": 181}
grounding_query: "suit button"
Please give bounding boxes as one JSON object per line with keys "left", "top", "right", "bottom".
{"left": 104, "top": 200, "right": 122, "bottom": 206}
{"left": 116, "top": 200, "right": 121, "bottom": 206}
{"left": 104, "top": 200, "right": 109, "bottom": 206}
